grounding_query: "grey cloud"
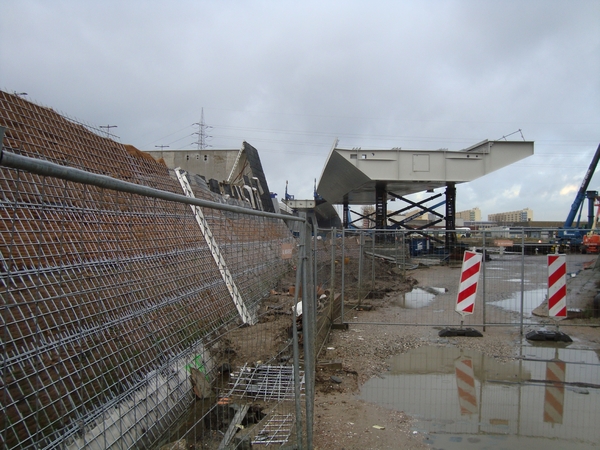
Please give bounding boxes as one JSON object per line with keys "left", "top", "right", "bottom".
{"left": 1, "top": 0, "right": 598, "bottom": 219}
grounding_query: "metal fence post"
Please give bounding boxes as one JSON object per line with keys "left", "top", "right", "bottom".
{"left": 520, "top": 228, "right": 525, "bottom": 335}
{"left": 292, "top": 214, "right": 306, "bottom": 449}
{"left": 330, "top": 228, "right": 336, "bottom": 313}
{"left": 341, "top": 229, "right": 346, "bottom": 324}
{"left": 301, "top": 218, "right": 315, "bottom": 450}
{"left": 401, "top": 230, "right": 406, "bottom": 278}
{"left": 482, "top": 229, "right": 487, "bottom": 332}
{"left": 371, "top": 230, "right": 375, "bottom": 292}
{"left": 358, "top": 231, "right": 364, "bottom": 304}
{"left": 314, "top": 227, "right": 318, "bottom": 311}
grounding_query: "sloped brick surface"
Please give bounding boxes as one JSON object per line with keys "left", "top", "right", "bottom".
{"left": 0, "top": 91, "right": 294, "bottom": 448}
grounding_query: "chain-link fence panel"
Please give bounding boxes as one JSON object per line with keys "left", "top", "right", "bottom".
{"left": 315, "top": 227, "right": 600, "bottom": 330}
{"left": 0, "top": 91, "right": 308, "bottom": 450}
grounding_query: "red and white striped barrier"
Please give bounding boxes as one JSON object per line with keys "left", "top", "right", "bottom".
{"left": 455, "top": 356, "right": 478, "bottom": 416}
{"left": 548, "top": 254, "right": 567, "bottom": 318}
{"left": 543, "top": 359, "right": 566, "bottom": 424}
{"left": 455, "top": 251, "right": 483, "bottom": 316}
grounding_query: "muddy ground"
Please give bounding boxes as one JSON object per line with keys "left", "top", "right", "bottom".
{"left": 168, "top": 255, "right": 600, "bottom": 449}
{"left": 312, "top": 305, "right": 519, "bottom": 449}
{"left": 310, "top": 261, "right": 600, "bottom": 450}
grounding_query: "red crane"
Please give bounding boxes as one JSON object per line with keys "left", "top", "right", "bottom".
{"left": 581, "top": 198, "right": 600, "bottom": 253}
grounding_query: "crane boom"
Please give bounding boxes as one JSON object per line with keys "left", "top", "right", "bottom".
{"left": 564, "top": 142, "right": 600, "bottom": 228}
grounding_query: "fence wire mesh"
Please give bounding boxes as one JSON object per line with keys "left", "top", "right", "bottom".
{"left": 357, "top": 344, "right": 600, "bottom": 447}
{"left": 0, "top": 91, "right": 307, "bottom": 450}
{"left": 315, "top": 228, "right": 600, "bottom": 330}
{"left": 4, "top": 89, "right": 600, "bottom": 450}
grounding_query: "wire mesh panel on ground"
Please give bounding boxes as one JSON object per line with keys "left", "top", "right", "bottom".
{"left": 0, "top": 91, "right": 306, "bottom": 450}
{"left": 315, "top": 227, "right": 600, "bottom": 330}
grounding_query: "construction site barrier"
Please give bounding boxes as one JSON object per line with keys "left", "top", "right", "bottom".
{"left": 548, "top": 254, "right": 568, "bottom": 318}
{"left": 313, "top": 227, "right": 600, "bottom": 332}
{"left": 455, "top": 250, "right": 482, "bottom": 316}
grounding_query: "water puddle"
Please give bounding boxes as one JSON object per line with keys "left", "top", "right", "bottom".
{"left": 359, "top": 345, "right": 600, "bottom": 449}
{"left": 401, "top": 288, "right": 437, "bottom": 308}
{"left": 397, "top": 286, "right": 447, "bottom": 309}
{"left": 490, "top": 288, "right": 547, "bottom": 317}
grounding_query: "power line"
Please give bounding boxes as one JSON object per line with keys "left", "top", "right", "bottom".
{"left": 141, "top": 124, "right": 196, "bottom": 148}
{"left": 201, "top": 106, "right": 600, "bottom": 126}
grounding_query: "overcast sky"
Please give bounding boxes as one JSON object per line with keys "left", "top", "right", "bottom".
{"left": 2, "top": 0, "right": 599, "bottom": 221}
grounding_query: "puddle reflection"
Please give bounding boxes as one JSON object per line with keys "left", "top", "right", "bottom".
{"left": 490, "top": 288, "right": 546, "bottom": 317}
{"left": 401, "top": 286, "right": 447, "bottom": 308}
{"left": 402, "top": 288, "right": 436, "bottom": 308}
{"left": 359, "top": 345, "right": 600, "bottom": 449}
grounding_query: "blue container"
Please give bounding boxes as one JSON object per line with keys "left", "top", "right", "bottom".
{"left": 409, "top": 238, "right": 429, "bottom": 256}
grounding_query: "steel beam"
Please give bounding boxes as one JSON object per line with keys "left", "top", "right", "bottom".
{"left": 175, "top": 168, "right": 256, "bottom": 325}
{"left": 317, "top": 140, "right": 534, "bottom": 205}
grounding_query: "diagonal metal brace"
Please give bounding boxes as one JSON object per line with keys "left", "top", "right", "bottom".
{"left": 175, "top": 168, "right": 256, "bottom": 325}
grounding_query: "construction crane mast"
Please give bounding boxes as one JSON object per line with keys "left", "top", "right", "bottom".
{"left": 558, "top": 142, "right": 600, "bottom": 248}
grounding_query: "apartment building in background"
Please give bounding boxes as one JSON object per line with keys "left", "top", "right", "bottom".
{"left": 488, "top": 208, "right": 533, "bottom": 223}
{"left": 456, "top": 207, "right": 481, "bottom": 222}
